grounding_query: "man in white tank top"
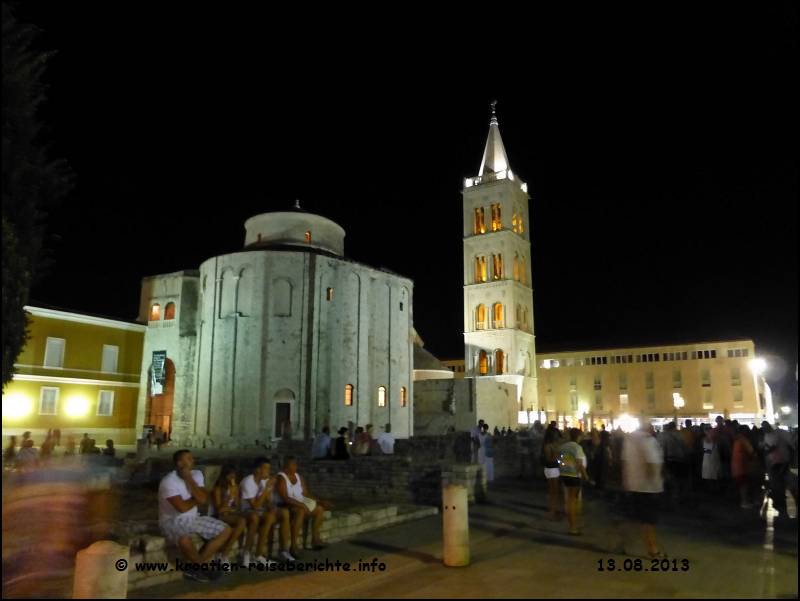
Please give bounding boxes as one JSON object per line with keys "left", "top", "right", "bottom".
{"left": 275, "top": 456, "right": 327, "bottom": 557}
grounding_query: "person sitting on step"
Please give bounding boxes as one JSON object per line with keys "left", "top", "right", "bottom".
{"left": 240, "top": 457, "right": 293, "bottom": 565}
{"left": 274, "top": 456, "right": 327, "bottom": 558}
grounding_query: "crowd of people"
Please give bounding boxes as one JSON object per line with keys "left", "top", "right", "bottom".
{"left": 310, "top": 423, "right": 395, "bottom": 460}
{"left": 3, "top": 430, "right": 117, "bottom": 471}
{"left": 158, "top": 451, "right": 328, "bottom": 582}
{"left": 490, "top": 416, "right": 798, "bottom": 555}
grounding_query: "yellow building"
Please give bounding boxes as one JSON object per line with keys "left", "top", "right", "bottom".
{"left": 442, "top": 339, "right": 774, "bottom": 429}
{"left": 2, "top": 306, "right": 145, "bottom": 446}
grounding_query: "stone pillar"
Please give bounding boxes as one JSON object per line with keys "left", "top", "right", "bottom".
{"left": 73, "top": 540, "right": 129, "bottom": 599}
{"left": 442, "top": 484, "right": 469, "bottom": 567}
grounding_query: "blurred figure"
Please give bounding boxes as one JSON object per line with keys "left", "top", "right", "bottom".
{"left": 102, "top": 439, "right": 116, "bottom": 457}
{"left": 701, "top": 425, "right": 721, "bottom": 493}
{"left": 376, "top": 423, "right": 395, "bottom": 455}
{"left": 4, "top": 435, "right": 18, "bottom": 466}
{"left": 16, "top": 439, "right": 39, "bottom": 471}
{"left": 311, "top": 426, "right": 332, "bottom": 460}
{"left": 354, "top": 426, "right": 372, "bottom": 456}
{"left": 79, "top": 433, "right": 91, "bottom": 454}
{"left": 210, "top": 465, "right": 248, "bottom": 564}
{"left": 64, "top": 435, "right": 76, "bottom": 456}
{"left": 622, "top": 421, "right": 666, "bottom": 558}
{"left": 594, "top": 429, "right": 613, "bottom": 492}
{"left": 761, "top": 421, "right": 793, "bottom": 518}
{"left": 662, "top": 422, "right": 688, "bottom": 504}
{"left": 732, "top": 425, "right": 756, "bottom": 509}
{"left": 480, "top": 424, "right": 495, "bottom": 483}
{"left": 332, "top": 427, "right": 350, "bottom": 460}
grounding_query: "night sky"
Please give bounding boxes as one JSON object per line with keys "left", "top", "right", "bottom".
{"left": 13, "top": 3, "right": 798, "bottom": 404}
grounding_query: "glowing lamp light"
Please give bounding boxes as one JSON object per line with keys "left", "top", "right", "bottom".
{"left": 2, "top": 394, "right": 33, "bottom": 419}
{"left": 617, "top": 413, "right": 640, "bottom": 433}
{"left": 749, "top": 358, "right": 767, "bottom": 375}
{"left": 578, "top": 401, "right": 590, "bottom": 416}
{"left": 65, "top": 396, "right": 90, "bottom": 417}
{"left": 781, "top": 406, "right": 791, "bottom": 415}
{"left": 518, "top": 411, "right": 530, "bottom": 425}
{"left": 521, "top": 182, "right": 528, "bottom": 193}
{"left": 672, "top": 393, "right": 685, "bottom": 409}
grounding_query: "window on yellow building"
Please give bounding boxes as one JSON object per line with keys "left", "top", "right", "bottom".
{"left": 474, "top": 207, "right": 486, "bottom": 234}
{"left": 44, "top": 337, "right": 65, "bottom": 368}
{"left": 476, "top": 304, "right": 486, "bottom": 330}
{"left": 491, "top": 203, "right": 502, "bottom": 231}
{"left": 97, "top": 390, "right": 114, "bottom": 416}
{"left": 672, "top": 369, "right": 682, "bottom": 388}
{"left": 101, "top": 345, "right": 119, "bottom": 373}
{"left": 344, "top": 384, "right": 354, "bottom": 406}
{"left": 39, "top": 387, "right": 59, "bottom": 415}
{"left": 731, "top": 367, "right": 741, "bottom": 386}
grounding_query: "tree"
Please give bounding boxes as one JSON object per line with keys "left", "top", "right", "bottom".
{"left": 2, "top": 3, "right": 73, "bottom": 389}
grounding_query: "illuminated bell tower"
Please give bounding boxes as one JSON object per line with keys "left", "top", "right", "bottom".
{"left": 462, "top": 101, "right": 538, "bottom": 411}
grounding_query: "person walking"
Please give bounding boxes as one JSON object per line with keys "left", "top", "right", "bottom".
{"left": 622, "top": 422, "right": 667, "bottom": 559}
{"left": 558, "top": 428, "right": 592, "bottom": 535}
{"left": 542, "top": 427, "right": 563, "bottom": 519}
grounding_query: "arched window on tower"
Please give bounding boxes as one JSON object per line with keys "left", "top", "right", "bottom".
{"left": 513, "top": 254, "right": 520, "bottom": 281}
{"left": 493, "top": 303, "right": 504, "bottom": 329}
{"left": 475, "top": 304, "right": 486, "bottom": 330}
{"left": 377, "top": 386, "right": 387, "bottom": 407}
{"left": 478, "top": 350, "right": 488, "bottom": 375}
{"left": 512, "top": 209, "right": 518, "bottom": 233}
{"left": 521, "top": 256, "right": 527, "bottom": 285}
{"left": 516, "top": 303, "right": 522, "bottom": 328}
{"left": 149, "top": 303, "right": 161, "bottom": 321}
{"left": 518, "top": 209, "right": 525, "bottom": 234}
{"left": 400, "top": 387, "right": 407, "bottom": 408}
{"left": 475, "top": 256, "right": 487, "bottom": 283}
{"left": 495, "top": 350, "right": 505, "bottom": 374}
{"left": 491, "top": 203, "right": 502, "bottom": 231}
{"left": 344, "top": 384, "right": 354, "bottom": 406}
{"left": 492, "top": 254, "right": 503, "bottom": 280}
{"left": 474, "top": 207, "right": 486, "bottom": 234}
{"left": 164, "top": 302, "right": 176, "bottom": 320}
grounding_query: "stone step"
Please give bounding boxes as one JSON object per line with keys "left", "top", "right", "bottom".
{"left": 127, "top": 503, "right": 438, "bottom": 591}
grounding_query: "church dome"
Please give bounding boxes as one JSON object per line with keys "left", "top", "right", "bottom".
{"left": 244, "top": 203, "right": 345, "bottom": 256}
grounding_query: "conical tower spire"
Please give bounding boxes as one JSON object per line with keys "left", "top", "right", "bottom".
{"left": 478, "top": 100, "right": 510, "bottom": 176}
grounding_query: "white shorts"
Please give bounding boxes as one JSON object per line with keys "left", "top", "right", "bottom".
{"left": 161, "top": 515, "right": 228, "bottom": 546}
{"left": 544, "top": 467, "right": 561, "bottom": 479}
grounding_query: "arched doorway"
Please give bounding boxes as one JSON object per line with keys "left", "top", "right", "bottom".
{"left": 146, "top": 358, "right": 175, "bottom": 439}
{"left": 273, "top": 388, "right": 295, "bottom": 439}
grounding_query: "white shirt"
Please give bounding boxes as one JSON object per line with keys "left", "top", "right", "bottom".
{"left": 158, "top": 469, "right": 204, "bottom": 525}
{"left": 240, "top": 474, "right": 269, "bottom": 511}
{"left": 622, "top": 431, "right": 664, "bottom": 493}
{"left": 274, "top": 472, "right": 304, "bottom": 504}
{"left": 376, "top": 432, "right": 395, "bottom": 455}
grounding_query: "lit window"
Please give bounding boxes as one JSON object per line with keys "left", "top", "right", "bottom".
{"left": 101, "top": 345, "right": 119, "bottom": 373}
{"left": 495, "top": 350, "right": 505, "bottom": 374}
{"left": 305, "top": 230, "right": 312, "bottom": 243}
{"left": 164, "top": 302, "right": 176, "bottom": 320}
{"left": 39, "top": 387, "right": 59, "bottom": 415}
{"left": 493, "top": 303, "right": 504, "bottom": 328}
{"left": 150, "top": 303, "right": 161, "bottom": 321}
{"left": 344, "top": 384, "right": 353, "bottom": 406}
{"left": 44, "top": 337, "right": 66, "bottom": 368}
{"left": 97, "top": 390, "right": 114, "bottom": 416}
{"left": 512, "top": 210, "right": 518, "bottom": 232}
{"left": 377, "top": 386, "right": 386, "bottom": 407}
{"left": 492, "top": 254, "right": 503, "bottom": 280}
{"left": 479, "top": 350, "right": 488, "bottom": 375}
{"left": 326, "top": 287, "right": 334, "bottom": 301}
{"left": 519, "top": 213, "right": 524, "bottom": 234}
{"left": 513, "top": 254, "right": 520, "bottom": 281}
{"left": 520, "top": 256, "right": 526, "bottom": 285}
{"left": 491, "top": 203, "right": 502, "bottom": 231}
{"left": 400, "top": 387, "right": 407, "bottom": 408}
{"left": 476, "top": 304, "right": 486, "bottom": 330}
{"left": 619, "top": 393, "right": 629, "bottom": 406}
{"left": 474, "top": 207, "right": 486, "bottom": 234}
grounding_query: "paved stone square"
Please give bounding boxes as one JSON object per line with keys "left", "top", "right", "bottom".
{"left": 131, "top": 479, "right": 797, "bottom": 599}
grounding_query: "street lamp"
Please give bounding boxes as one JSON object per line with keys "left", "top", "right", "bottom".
{"left": 672, "top": 392, "right": 685, "bottom": 424}
{"left": 749, "top": 358, "right": 767, "bottom": 375}
{"left": 780, "top": 406, "right": 791, "bottom": 415}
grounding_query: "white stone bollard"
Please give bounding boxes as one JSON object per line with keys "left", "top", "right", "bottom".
{"left": 442, "top": 483, "right": 469, "bottom": 567}
{"left": 73, "top": 540, "right": 129, "bottom": 599}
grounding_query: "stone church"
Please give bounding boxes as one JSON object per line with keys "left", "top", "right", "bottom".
{"left": 135, "top": 205, "right": 414, "bottom": 448}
